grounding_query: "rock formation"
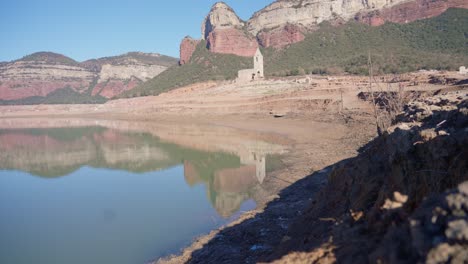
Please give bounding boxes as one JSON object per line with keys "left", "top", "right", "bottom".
{"left": 179, "top": 37, "right": 200, "bottom": 65}
{"left": 206, "top": 28, "right": 258, "bottom": 57}
{"left": 203, "top": 2, "right": 258, "bottom": 57}
{"left": 0, "top": 58, "right": 94, "bottom": 101}
{"left": 179, "top": 0, "right": 468, "bottom": 57}
{"left": 257, "top": 24, "right": 306, "bottom": 49}
{"left": 355, "top": 0, "right": 468, "bottom": 26}
{"left": 201, "top": 2, "right": 244, "bottom": 40}
{"left": 0, "top": 52, "right": 178, "bottom": 102}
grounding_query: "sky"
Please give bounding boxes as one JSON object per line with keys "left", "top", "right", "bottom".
{"left": 0, "top": 0, "right": 273, "bottom": 62}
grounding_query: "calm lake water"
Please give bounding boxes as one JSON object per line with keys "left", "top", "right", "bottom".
{"left": 0, "top": 126, "right": 284, "bottom": 264}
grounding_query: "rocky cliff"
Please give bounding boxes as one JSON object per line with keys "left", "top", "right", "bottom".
{"left": 203, "top": 2, "right": 258, "bottom": 57}
{"left": 355, "top": 0, "right": 468, "bottom": 26}
{"left": 180, "top": 37, "right": 201, "bottom": 65}
{"left": 179, "top": 0, "right": 468, "bottom": 60}
{"left": 0, "top": 52, "right": 178, "bottom": 102}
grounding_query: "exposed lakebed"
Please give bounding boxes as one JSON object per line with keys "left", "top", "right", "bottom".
{"left": 0, "top": 124, "right": 287, "bottom": 264}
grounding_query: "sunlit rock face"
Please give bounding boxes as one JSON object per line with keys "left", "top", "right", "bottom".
{"left": 0, "top": 59, "right": 94, "bottom": 100}
{"left": 257, "top": 23, "right": 305, "bottom": 49}
{"left": 201, "top": 2, "right": 245, "bottom": 40}
{"left": 247, "top": 0, "right": 409, "bottom": 35}
{"left": 179, "top": 37, "right": 201, "bottom": 65}
{"left": 179, "top": 0, "right": 468, "bottom": 56}
{"left": 201, "top": 2, "right": 258, "bottom": 57}
{"left": 0, "top": 52, "right": 178, "bottom": 101}
{"left": 354, "top": 0, "right": 468, "bottom": 26}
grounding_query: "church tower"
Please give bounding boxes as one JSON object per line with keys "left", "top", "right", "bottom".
{"left": 253, "top": 48, "right": 264, "bottom": 79}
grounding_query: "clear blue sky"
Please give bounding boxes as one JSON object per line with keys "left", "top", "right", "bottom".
{"left": 0, "top": 0, "right": 273, "bottom": 62}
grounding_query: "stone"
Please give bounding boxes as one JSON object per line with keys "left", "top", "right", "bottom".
{"left": 438, "top": 130, "right": 449, "bottom": 136}
{"left": 460, "top": 66, "right": 468, "bottom": 75}
{"left": 420, "top": 129, "right": 438, "bottom": 141}
{"left": 445, "top": 220, "right": 468, "bottom": 241}
{"left": 459, "top": 182, "right": 468, "bottom": 196}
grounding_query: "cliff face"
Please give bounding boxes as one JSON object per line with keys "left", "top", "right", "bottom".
{"left": 179, "top": 0, "right": 468, "bottom": 57}
{"left": 355, "top": 0, "right": 468, "bottom": 26}
{"left": 201, "top": 2, "right": 245, "bottom": 40}
{"left": 0, "top": 59, "right": 94, "bottom": 100}
{"left": 202, "top": 2, "right": 258, "bottom": 57}
{"left": 247, "top": 0, "right": 407, "bottom": 35}
{"left": 257, "top": 23, "right": 305, "bottom": 49}
{"left": 180, "top": 37, "right": 200, "bottom": 65}
{"left": 0, "top": 52, "right": 178, "bottom": 102}
{"left": 206, "top": 28, "right": 258, "bottom": 57}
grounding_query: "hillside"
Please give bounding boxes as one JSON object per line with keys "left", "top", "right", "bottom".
{"left": 18, "top": 51, "right": 79, "bottom": 66}
{"left": 120, "top": 41, "right": 252, "bottom": 98}
{"left": 81, "top": 52, "right": 177, "bottom": 71}
{"left": 122, "top": 8, "right": 468, "bottom": 98}
{"left": 265, "top": 8, "right": 468, "bottom": 76}
{"left": 0, "top": 52, "right": 178, "bottom": 105}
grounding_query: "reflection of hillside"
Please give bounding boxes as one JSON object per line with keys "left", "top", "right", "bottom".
{"left": 0, "top": 130, "right": 98, "bottom": 177}
{"left": 97, "top": 130, "right": 170, "bottom": 169}
{"left": 184, "top": 159, "right": 266, "bottom": 218}
{"left": 0, "top": 121, "right": 287, "bottom": 218}
{"left": 0, "top": 128, "right": 178, "bottom": 177}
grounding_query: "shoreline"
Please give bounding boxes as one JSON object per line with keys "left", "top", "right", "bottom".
{"left": 1, "top": 71, "right": 465, "bottom": 263}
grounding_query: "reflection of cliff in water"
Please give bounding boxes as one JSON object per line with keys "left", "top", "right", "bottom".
{"left": 184, "top": 151, "right": 273, "bottom": 218}
{"left": 0, "top": 127, "right": 181, "bottom": 177}
{"left": 0, "top": 126, "right": 283, "bottom": 218}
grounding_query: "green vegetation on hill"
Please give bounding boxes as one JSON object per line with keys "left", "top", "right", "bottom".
{"left": 0, "top": 87, "right": 107, "bottom": 105}
{"left": 121, "top": 8, "right": 467, "bottom": 99}
{"left": 18, "top": 52, "right": 78, "bottom": 66}
{"left": 265, "top": 8, "right": 468, "bottom": 76}
{"left": 119, "top": 40, "right": 252, "bottom": 98}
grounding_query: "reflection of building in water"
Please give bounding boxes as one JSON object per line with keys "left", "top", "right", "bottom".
{"left": 239, "top": 152, "right": 266, "bottom": 184}
{"left": 183, "top": 146, "right": 272, "bottom": 218}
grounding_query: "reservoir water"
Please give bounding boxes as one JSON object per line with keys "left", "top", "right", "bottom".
{"left": 0, "top": 125, "right": 286, "bottom": 264}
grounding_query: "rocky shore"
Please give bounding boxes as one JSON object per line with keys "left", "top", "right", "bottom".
{"left": 155, "top": 85, "right": 467, "bottom": 263}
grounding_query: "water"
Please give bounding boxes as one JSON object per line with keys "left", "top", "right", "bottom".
{"left": 0, "top": 125, "right": 284, "bottom": 264}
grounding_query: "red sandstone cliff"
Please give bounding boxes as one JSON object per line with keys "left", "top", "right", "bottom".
{"left": 207, "top": 28, "right": 258, "bottom": 57}
{"left": 257, "top": 24, "right": 306, "bottom": 49}
{"left": 202, "top": 2, "right": 259, "bottom": 57}
{"left": 179, "top": 37, "right": 200, "bottom": 65}
{"left": 355, "top": 0, "right": 468, "bottom": 26}
{"left": 179, "top": 0, "right": 468, "bottom": 58}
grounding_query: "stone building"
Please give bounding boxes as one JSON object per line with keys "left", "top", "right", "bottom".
{"left": 237, "top": 48, "right": 264, "bottom": 83}
{"left": 460, "top": 66, "right": 468, "bottom": 75}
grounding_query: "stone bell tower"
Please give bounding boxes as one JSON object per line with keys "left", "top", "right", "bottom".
{"left": 253, "top": 48, "right": 264, "bottom": 79}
